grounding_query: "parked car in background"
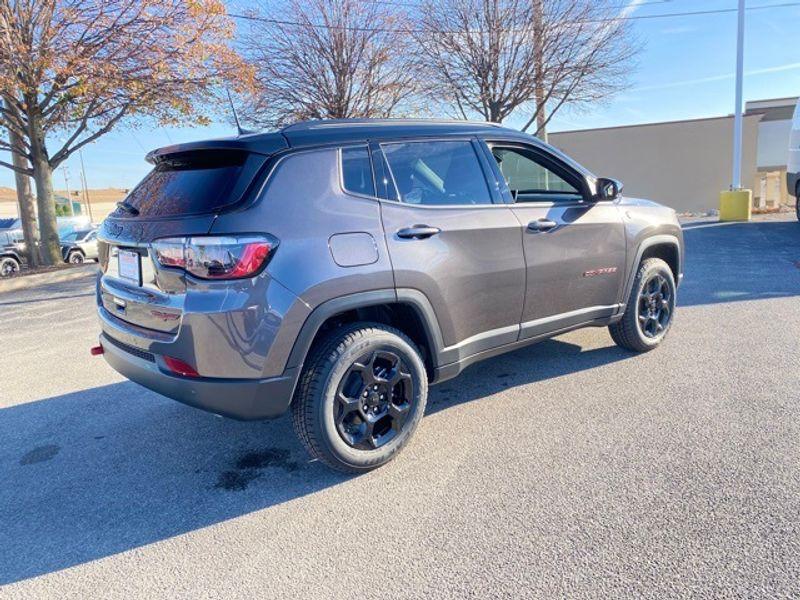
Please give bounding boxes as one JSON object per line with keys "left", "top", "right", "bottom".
{"left": 95, "top": 118, "right": 684, "bottom": 473}
{"left": 61, "top": 228, "right": 99, "bottom": 263}
{"left": 0, "top": 229, "right": 25, "bottom": 277}
{"left": 788, "top": 98, "right": 800, "bottom": 221}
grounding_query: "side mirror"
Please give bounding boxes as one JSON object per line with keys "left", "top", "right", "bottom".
{"left": 594, "top": 177, "right": 623, "bottom": 201}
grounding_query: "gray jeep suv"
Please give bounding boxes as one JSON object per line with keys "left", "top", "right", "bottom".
{"left": 96, "top": 119, "right": 683, "bottom": 472}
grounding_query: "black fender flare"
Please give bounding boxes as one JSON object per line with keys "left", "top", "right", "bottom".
{"left": 284, "top": 288, "right": 446, "bottom": 373}
{"left": 621, "top": 234, "right": 682, "bottom": 305}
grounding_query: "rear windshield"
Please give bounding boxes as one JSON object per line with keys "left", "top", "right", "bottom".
{"left": 116, "top": 150, "right": 249, "bottom": 218}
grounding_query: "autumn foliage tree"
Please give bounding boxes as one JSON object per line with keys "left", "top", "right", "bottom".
{"left": 0, "top": 0, "right": 252, "bottom": 265}
{"left": 239, "top": 0, "right": 417, "bottom": 128}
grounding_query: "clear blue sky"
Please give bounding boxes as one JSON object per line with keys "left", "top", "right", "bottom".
{"left": 3, "top": 0, "right": 800, "bottom": 191}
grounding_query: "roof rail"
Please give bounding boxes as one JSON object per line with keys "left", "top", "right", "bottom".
{"left": 281, "top": 118, "right": 504, "bottom": 132}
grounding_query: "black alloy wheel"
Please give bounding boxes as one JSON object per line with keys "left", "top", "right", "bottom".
{"left": 637, "top": 273, "right": 672, "bottom": 339}
{"left": 335, "top": 349, "right": 414, "bottom": 450}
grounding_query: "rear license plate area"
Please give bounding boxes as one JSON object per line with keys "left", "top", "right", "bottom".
{"left": 118, "top": 250, "right": 141, "bottom": 285}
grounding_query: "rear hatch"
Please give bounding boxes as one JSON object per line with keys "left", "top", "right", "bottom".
{"left": 98, "top": 143, "right": 278, "bottom": 336}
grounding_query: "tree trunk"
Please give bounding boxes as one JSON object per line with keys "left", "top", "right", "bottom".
{"left": 6, "top": 106, "right": 39, "bottom": 268}
{"left": 26, "top": 107, "right": 61, "bottom": 266}
{"left": 535, "top": 97, "right": 547, "bottom": 143}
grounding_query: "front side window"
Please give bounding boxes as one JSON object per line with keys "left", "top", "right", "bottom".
{"left": 491, "top": 146, "right": 581, "bottom": 202}
{"left": 341, "top": 146, "right": 375, "bottom": 197}
{"left": 382, "top": 141, "right": 492, "bottom": 206}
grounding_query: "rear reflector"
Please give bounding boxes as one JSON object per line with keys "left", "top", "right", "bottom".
{"left": 90, "top": 345, "right": 104, "bottom": 356}
{"left": 163, "top": 355, "right": 200, "bottom": 378}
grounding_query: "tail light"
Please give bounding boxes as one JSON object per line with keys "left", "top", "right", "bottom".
{"left": 152, "top": 235, "right": 278, "bottom": 280}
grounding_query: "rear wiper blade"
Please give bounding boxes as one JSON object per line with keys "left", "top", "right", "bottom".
{"left": 116, "top": 200, "right": 139, "bottom": 216}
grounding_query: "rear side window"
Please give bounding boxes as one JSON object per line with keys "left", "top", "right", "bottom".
{"left": 341, "top": 147, "right": 375, "bottom": 197}
{"left": 116, "top": 150, "right": 249, "bottom": 218}
{"left": 382, "top": 141, "right": 492, "bottom": 206}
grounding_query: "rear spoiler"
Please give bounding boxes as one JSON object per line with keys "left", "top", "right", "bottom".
{"left": 145, "top": 134, "right": 289, "bottom": 165}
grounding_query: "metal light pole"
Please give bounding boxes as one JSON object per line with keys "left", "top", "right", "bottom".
{"left": 61, "top": 165, "right": 74, "bottom": 217}
{"left": 720, "top": 0, "right": 752, "bottom": 221}
{"left": 78, "top": 148, "right": 94, "bottom": 223}
{"left": 731, "top": 0, "right": 745, "bottom": 190}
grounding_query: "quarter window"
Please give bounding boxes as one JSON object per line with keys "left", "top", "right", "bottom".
{"left": 491, "top": 146, "right": 581, "bottom": 202}
{"left": 382, "top": 141, "right": 492, "bottom": 206}
{"left": 341, "top": 147, "right": 376, "bottom": 197}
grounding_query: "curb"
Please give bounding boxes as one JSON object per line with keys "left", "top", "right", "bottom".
{"left": 0, "top": 264, "right": 97, "bottom": 294}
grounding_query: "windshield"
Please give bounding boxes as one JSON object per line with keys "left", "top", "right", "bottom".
{"left": 62, "top": 230, "right": 91, "bottom": 242}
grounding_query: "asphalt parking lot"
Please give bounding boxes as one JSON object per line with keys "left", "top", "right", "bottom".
{"left": 2, "top": 214, "right": 799, "bottom": 598}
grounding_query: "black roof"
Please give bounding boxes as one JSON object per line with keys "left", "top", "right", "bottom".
{"left": 148, "top": 118, "right": 540, "bottom": 161}
{"left": 280, "top": 118, "right": 515, "bottom": 147}
{"left": 144, "top": 117, "right": 592, "bottom": 177}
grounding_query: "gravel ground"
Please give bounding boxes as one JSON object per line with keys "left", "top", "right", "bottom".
{"left": 1, "top": 215, "right": 799, "bottom": 599}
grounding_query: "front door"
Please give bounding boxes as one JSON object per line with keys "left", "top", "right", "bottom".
{"left": 376, "top": 139, "right": 526, "bottom": 363}
{"left": 483, "top": 142, "right": 626, "bottom": 339}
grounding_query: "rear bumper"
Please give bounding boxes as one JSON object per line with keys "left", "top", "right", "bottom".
{"left": 100, "top": 332, "right": 298, "bottom": 420}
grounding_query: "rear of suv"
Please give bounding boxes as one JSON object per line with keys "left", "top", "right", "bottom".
{"left": 96, "top": 119, "right": 683, "bottom": 472}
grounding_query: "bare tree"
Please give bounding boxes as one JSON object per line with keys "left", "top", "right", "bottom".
{"left": 0, "top": 0, "right": 251, "bottom": 265}
{"left": 413, "top": 0, "right": 638, "bottom": 135}
{"left": 240, "top": 0, "right": 417, "bottom": 128}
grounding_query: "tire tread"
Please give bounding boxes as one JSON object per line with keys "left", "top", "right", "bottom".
{"left": 291, "top": 322, "right": 425, "bottom": 473}
{"left": 609, "top": 257, "right": 674, "bottom": 353}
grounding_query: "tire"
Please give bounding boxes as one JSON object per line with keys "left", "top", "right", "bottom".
{"left": 609, "top": 257, "right": 676, "bottom": 352}
{"left": 292, "top": 323, "right": 428, "bottom": 473}
{"left": 0, "top": 256, "right": 20, "bottom": 278}
{"left": 795, "top": 183, "right": 799, "bottom": 222}
{"left": 68, "top": 250, "right": 85, "bottom": 264}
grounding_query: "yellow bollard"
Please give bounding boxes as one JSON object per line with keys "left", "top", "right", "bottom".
{"left": 719, "top": 189, "right": 752, "bottom": 221}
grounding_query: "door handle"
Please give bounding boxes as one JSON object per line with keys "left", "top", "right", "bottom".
{"left": 527, "top": 219, "right": 558, "bottom": 232}
{"left": 397, "top": 225, "right": 441, "bottom": 240}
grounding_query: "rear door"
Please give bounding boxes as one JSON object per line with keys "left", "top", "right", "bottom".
{"left": 481, "top": 141, "right": 626, "bottom": 339}
{"left": 377, "top": 138, "right": 525, "bottom": 362}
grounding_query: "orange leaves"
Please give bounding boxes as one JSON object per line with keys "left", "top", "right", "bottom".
{"left": 0, "top": 0, "right": 250, "bottom": 141}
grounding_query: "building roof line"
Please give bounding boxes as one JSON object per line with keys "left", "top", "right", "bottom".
{"left": 551, "top": 113, "right": 763, "bottom": 136}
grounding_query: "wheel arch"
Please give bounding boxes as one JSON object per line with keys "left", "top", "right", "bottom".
{"left": 622, "top": 235, "right": 682, "bottom": 303}
{"left": 285, "top": 289, "right": 445, "bottom": 381}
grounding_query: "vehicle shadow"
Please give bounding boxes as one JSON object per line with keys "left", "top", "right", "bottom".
{"left": 0, "top": 292, "right": 94, "bottom": 306}
{"left": 679, "top": 220, "right": 800, "bottom": 306}
{"left": 0, "top": 383, "right": 346, "bottom": 585}
{"left": 0, "top": 337, "right": 631, "bottom": 585}
{"left": 425, "top": 336, "right": 632, "bottom": 415}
